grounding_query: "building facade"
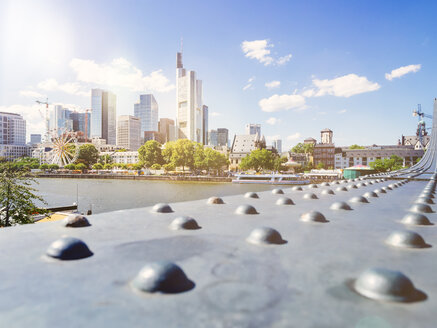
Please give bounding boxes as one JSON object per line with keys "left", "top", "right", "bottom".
{"left": 50, "top": 105, "right": 73, "bottom": 136}
{"left": 30, "top": 134, "right": 41, "bottom": 145}
{"left": 70, "top": 111, "right": 91, "bottom": 141}
{"left": 229, "top": 134, "right": 266, "bottom": 171}
{"left": 272, "top": 139, "right": 282, "bottom": 153}
{"left": 0, "top": 112, "right": 29, "bottom": 160}
{"left": 158, "top": 118, "right": 175, "bottom": 144}
{"left": 313, "top": 128, "right": 335, "bottom": 168}
{"left": 217, "top": 128, "right": 229, "bottom": 147}
{"left": 176, "top": 52, "right": 207, "bottom": 144}
{"left": 117, "top": 115, "right": 142, "bottom": 151}
{"left": 134, "top": 94, "right": 158, "bottom": 137}
{"left": 245, "top": 124, "right": 261, "bottom": 136}
{"left": 91, "top": 89, "right": 116, "bottom": 145}
{"left": 202, "top": 105, "right": 208, "bottom": 145}
{"left": 208, "top": 129, "right": 218, "bottom": 146}
{"left": 100, "top": 151, "right": 139, "bottom": 164}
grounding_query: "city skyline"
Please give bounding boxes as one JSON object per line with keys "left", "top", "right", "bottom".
{"left": 1, "top": 0, "right": 437, "bottom": 150}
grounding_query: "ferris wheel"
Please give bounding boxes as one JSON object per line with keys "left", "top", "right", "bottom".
{"left": 48, "top": 132, "right": 80, "bottom": 167}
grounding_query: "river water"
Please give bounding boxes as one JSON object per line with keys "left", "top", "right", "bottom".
{"left": 33, "top": 178, "right": 276, "bottom": 214}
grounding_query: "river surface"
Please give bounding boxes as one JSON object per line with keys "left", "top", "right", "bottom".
{"left": 33, "top": 178, "right": 276, "bottom": 214}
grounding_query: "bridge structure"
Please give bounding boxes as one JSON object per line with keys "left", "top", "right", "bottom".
{"left": 0, "top": 100, "right": 437, "bottom": 327}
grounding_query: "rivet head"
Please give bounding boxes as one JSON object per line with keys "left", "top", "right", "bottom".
{"left": 388, "top": 183, "right": 398, "bottom": 189}
{"left": 330, "top": 201, "right": 352, "bottom": 210}
{"left": 415, "top": 197, "right": 434, "bottom": 205}
{"left": 420, "top": 192, "right": 435, "bottom": 199}
{"left": 207, "top": 197, "right": 225, "bottom": 204}
{"left": 303, "top": 192, "right": 318, "bottom": 200}
{"left": 367, "top": 181, "right": 374, "bottom": 185}
{"left": 401, "top": 213, "right": 433, "bottom": 226}
{"left": 246, "top": 227, "right": 287, "bottom": 245}
{"left": 347, "top": 184, "right": 358, "bottom": 189}
{"left": 363, "top": 191, "right": 378, "bottom": 198}
{"left": 321, "top": 189, "right": 335, "bottom": 195}
{"left": 341, "top": 180, "right": 348, "bottom": 184}
{"left": 272, "top": 188, "right": 284, "bottom": 194}
{"left": 46, "top": 236, "right": 93, "bottom": 260}
{"left": 321, "top": 182, "right": 330, "bottom": 186}
{"left": 152, "top": 203, "right": 174, "bottom": 213}
{"left": 349, "top": 196, "right": 369, "bottom": 203}
{"left": 353, "top": 268, "right": 426, "bottom": 302}
{"left": 169, "top": 216, "right": 201, "bottom": 230}
{"left": 300, "top": 211, "right": 328, "bottom": 223}
{"left": 132, "top": 262, "right": 194, "bottom": 294}
{"left": 276, "top": 197, "right": 294, "bottom": 205}
{"left": 63, "top": 214, "right": 90, "bottom": 227}
{"left": 292, "top": 186, "right": 303, "bottom": 191}
{"left": 386, "top": 230, "right": 431, "bottom": 248}
{"left": 336, "top": 186, "right": 348, "bottom": 192}
{"left": 409, "top": 204, "right": 434, "bottom": 213}
{"left": 308, "top": 184, "right": 318, "bottom": 188}
{"left": 332, "top": 181, "right": 340, "bottom": 185}
{"left": 356, "top": 183, "right": 365, "bottom": 187}
{"left": 374, "top": 188, "right": 386, "bottom": 194}
{"left": 235, "top": 204, "right": 258, "bottom": 215}
{"left": 244, "top": 192, "right": 259, "bottom": 199}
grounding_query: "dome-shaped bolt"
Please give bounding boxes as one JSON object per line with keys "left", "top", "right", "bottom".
{"left": 347, "top": 184, "right": 358, "bottom": 189}
{"left": 353, "top": 268, "right": 426, "bottom": 302}
{"left": 356, "top": 183, "right": 365, "bottom": 187}
{"left": 300, "top": 211, "right": 328, "bottom": 223}
{"left": 349, "top": 196, "right": 369, "bottom": 203}
{"left": 63, "top": 214, "right": 90, "bottom": 227}
{"left": 152, "top": 203, "right": 174, "bottom": 213}
{"left": 46, "top": 236, "right": 93, "bottom": 260}
{"left": 336, "top": 186, "right": 348, "bottom": 192}
{"left": 388, "top": 183, "right": 398, "bottom": 189}
{"left": 386, "top": 230, "right": 431, "bottom": 249}
{"left": 332, "top": 181, "right": 340, "bottom": 185}
{"left": 169, "top": 216, "right": 201, "bottom": 230}
{"left": 321, "top": 182, "right": 330, "bottom": 187}
{"left": 132, "top": 262, "right": 194, "bottom": 294}
{"left": 272, "top": 188, "right": 284, "bottom": 194}
{"left": 292, "top": 186, "right": 303, "bottom": 191}
{"left": 207, "top": 197, "right": 225, "bottom": 204}
{"left": 276, "top": 197, "right": 294, "bottom": 205}
{"left": 401, "top": 213, "right": 433, "bottom": 226}
{"left": 244, "top": 192, "right": 259, "bottom": 199}
{"left": 367, "top": 181, "right": 374, "bottom": 185}
{"left": 363, "top": 191, "right": 378, "bottom": 198}
{"left": 330, "top": 201, "right": 352, "bottom": 211}
{"left": 235, "top": 204, "right": 258, "bottom": 215}
{"left": 420, "top": 192, "right": 435, "bottom": 199}
{"left": 246, "top": 227, "right": 287, "bottom": 245}
{"left": 321, "top": 189, "right": 335, "bottom": 195}
{"left": 347, "top": 179, "right": 353, "bottom": 183}
{"left": 303, "top": 192, "right": 318, "bottom": 200}
{"left": 415, "top": 197, "right": 434, "bottom": 205}
{"left": 374, "top": 188, "right": 386, "bottom": 194}
{"left": 409, "top": 204, "right": 434, "bottom": 213}
{"left": 308, "top": 184, "right": 318, "bottom": 189}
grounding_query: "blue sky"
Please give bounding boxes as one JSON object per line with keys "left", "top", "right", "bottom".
{"left": 1, "top": 0, "right": 436, "bottom": 149}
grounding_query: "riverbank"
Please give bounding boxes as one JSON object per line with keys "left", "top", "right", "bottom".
{"left": 37, "top": 173, "right": 232, "bottom": 182}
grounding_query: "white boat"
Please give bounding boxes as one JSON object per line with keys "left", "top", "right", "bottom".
{"left": 232, "top": 174, "right": 310, "bottom": 185}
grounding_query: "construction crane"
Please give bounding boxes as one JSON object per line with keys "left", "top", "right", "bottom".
{"left": 35, "top": 97, "right": 51, "bottom": 143}
{"left": 412, "top": 104, "right": 432, "bottom": 149}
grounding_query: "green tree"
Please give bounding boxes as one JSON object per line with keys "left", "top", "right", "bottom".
{"left": 92, "top": 163, "right": 103, "bottom": 170}
{"left": 39, "top": 164, "right": 49, "bottom": 170}
{"left": 138, "top": 140, "right": 163, "bottom": 167}
{"left": 291, "top": 143, "right": 314, "bottom": 154}
{"left": 370, "top": 155, "right": 404, "bottom": 172}
{"left": 103, "top": 163, "right": 113, "bottom": 170}
{"left": 163, "top": 163, "right": 175, "bottom": 172}
{"left": 316, "top": 162, "right": 325, "bottom": 169}
{"left": 202, "top": 148, "right": 228, "bottom": 173}
{"left": 0, "top": 163, "right": 46, "bottom": 227}
{"left": 240, "top": 149, "right": 276, "bottom": 172}
{"left": 75, "top": 163, "right": 87, "bottom": 171}
{"left": 194, "top": 143, "right": 206, "bottom": 171}
{"left": 274, "top": 156, "right": 288, "bottom": 172}
{"left": 99, "top": 154, "right": 113, "bottom": 165}
{"left": 48, "top": 164, "right": 59, "bottom": 170}
{"left": 349, "top": 144, "right": 365, "bottom": 149}
{"left": 163, "top": 139, "right": 195, "bottom": 171}
{"left": 77, "top": 144, "right": 99, "bottom": 168}
{"left": 151, "top": 163, "right": 161, "bottom": 170}
{"left": 64, "top": 163, "right": 75, "bottom": 170}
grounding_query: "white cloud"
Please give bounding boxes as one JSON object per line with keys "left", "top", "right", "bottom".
{"left": 259, "top": 94, "right": 305, "bottom": 112}
{"left": 243, "top": 76, "right": 255, "bottom": 91}
{"left": 241, "top": 39, "right": 292, "bottom": 66}
{"left": 311, "top": 74, "right": 380, "bottom": 97}
{"left": 338, "top": 109, "right": 347, "bottom": 114}
{"left": 20, "top": 90, "right": 45, "bottom": 98}
{"left": 210, "top": 112, "right": 221, "bottom": 117}
{"left": 37, "top": 78, "right": 89, "bottom": 97}
{"left": 301, "top": 89, "right": 316, "bottom": 97}
{"left": 69, "top": 57, "right": 174, "bottom": 92}
{"left": 266, "top": 117, "right": 280, "bottom": 125}
{"left": 287, "top": 133, "right": 301, "bottom": 141}
{"left": 265, "top": 80, "right": 280, "bottom": 89}
{"left": 385, "top": 64, "right": 421, "bottom": 81}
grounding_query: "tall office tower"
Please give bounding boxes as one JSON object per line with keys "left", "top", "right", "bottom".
{"left": 272, "top": 139, "right": 282, "bottom": 153}
{"left": 50, "top": 105, "right": 73, "bottom": 136}
{"left": 202, "top": 105, "right": 208, "bottom": 145}
{"left": 208, "top": 129, "right": 218, "bottom": 146}
{"left": 70, "top": 111, "right": 91, "bottom": 140}
{"left": 30, "top": 134, "right": 41, "bottom": 145}
{"left": 217, "top": 128, "right": 229, "bottom": 147}
{"left": 116, "top": 115, "right": 141, "bottom": 151}
{"left": 158, "top": 118, "right": 175, "bottom": 143}
{"left": 134, "top": 94, "right": 159, "bottom": 136}
{"left": 0, "top": 112, "right": 28, "bottom": 160}
{"left": 176, "top": 52, "right": 207, "bottom": 144}
{"left": 245, "top": 124, "right": 261, "bottom": 136}
{"left": 91, "top": 89, "right": 116, "bottom": 144}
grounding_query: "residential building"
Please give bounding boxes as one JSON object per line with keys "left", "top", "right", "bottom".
{"left": 176, "top": 52, "right": 207, "bottom": 144}
{"left": 208, "top": 129, "right": 218, "bottom": 146}
{"left": 229, "top": 134, "right": 266, "bottom": 171}
{"left": 134, "top": 94, "right": 159, "bottom": 138}
{"left": 158, "top": 118, "right": 175, "bottom": 144}
{"left": 399, "top": 135, "right": 431, "bottom": 150}
{"left": 117, "top": 115, "right": 142, "bottom": 151}
{"left": 30, "top": 134, "right": 41, "bottom": 145}
{"left": 245, "top": 124, "right": 261, "bottom": 136}
{"left": 50, "top": 105, "right": 73, "bottom": 136}
{"left": 91, "top": 89, "right": 116, "bottom": 145}
{"left": 100, "top": 151, "right": 139, "bottom": 164}
{"left": 217, "top": 128, "right": 229, "bottom": 147}
{"left": 288, "top": 152, "right": 310, "bottom": 167}
{"left": 0, "top": 112, "right": 29, "bottom": 160}
{"left": 272, "top": 139, "right": 282, "bottom": 153}
{"left": 313, "top": 128, "right": 335, "bottom": 168}
{"left": 304, "top": 137, "right": 317, "bottom": 145}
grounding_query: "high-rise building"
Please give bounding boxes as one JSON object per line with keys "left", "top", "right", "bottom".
{"left": 176, "top": 52, "right": 207, "bottom": 144}
{"left": 158, "top": 118, "right": 175, "bottom": 144}
{"left": 217, "top": 128, "right": 229, "bottom": 147}
{"left": 208, "top": 129, "right": 218, "bottom": 146}
{"left": 272, "top": 139, "right": 282, "bottom": 153}
{"left": 30, "top": 134, "right": 41, "bottom": 145}
{"left": 70, "top": 111, "right": 91, "bottom": 141}
{"left": 0, "top": 112, "right": 28, "bottom": 160}
{"left": 202, "top": 105, "right": 208, "bottom": 145}
{"left": 134, "top": 94, "right": 158, "bottom": 135}
{"left": 246, "top": 124, "right": 261, "bottom": 136}
{"left": 116, "top": 115, "right": 141, "bottom": 151}
{"left": 50, "top": 105, "right": 73, "bottom": 136}
{"left": 91, "top": 89, "right": 116, "bottom": 145}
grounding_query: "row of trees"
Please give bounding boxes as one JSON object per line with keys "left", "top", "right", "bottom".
{"left": 239, "top": 149, "right": 288, "bottom": 173}
{"left": 369, "top": 155, "right": 404, "bottom": 172}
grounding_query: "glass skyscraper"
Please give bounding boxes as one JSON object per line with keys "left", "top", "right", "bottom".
{"left": 134, "top": 94, "right": 158, "bottom": 136}
{"left": 91, "top": 89, "right": 116, "bottom": 144}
